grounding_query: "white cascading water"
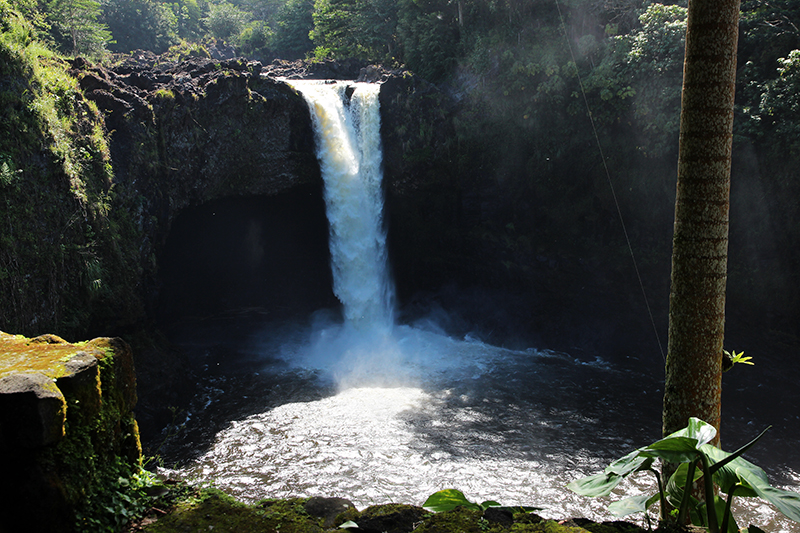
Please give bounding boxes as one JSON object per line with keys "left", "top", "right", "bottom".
{"left": 288, "top": 80, "right": 394, "bottom": 331}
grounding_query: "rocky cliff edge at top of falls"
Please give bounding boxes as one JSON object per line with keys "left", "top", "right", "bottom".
{"left": 70, "top": 53, "right": 454, "bottom": 208}
{"left": 9, "top": 53, "right": 457, "bottom": 336}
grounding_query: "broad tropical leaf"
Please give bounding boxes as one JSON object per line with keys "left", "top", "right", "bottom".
{"left": 567, "top": 472, "right": 624, "bottom": 498}
{"left": 605, "top": 449, "right": 653, "bottom": 476}
{"left": 569, "top": 450, "right": 653, "bottom": 497}
{"left": 669, "top": 417, "right": 718, "bottom": 446}
{"left": 479, "top": 500, "right": 502, "bottom": 509}
{"left": 608, "top": 493, "right": 659, "bottom": 517}
{"left": 747, "top": 481, "right": 800, "bottom": 523}
{"left": 645, "top": 436, "right": 703, "bottom": 464}
{"left": 422, "top": 489, "right": 481, "bottom": 512}
{"left": 702, "top": 445, "right": 760, "bottom": 497}
{"left": 665, "top": 462, "right": 702, "bottom": 509}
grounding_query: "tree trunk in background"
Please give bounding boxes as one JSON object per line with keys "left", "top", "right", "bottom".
{"left": 662, "top": 0, "right": 741, "bottom": 443}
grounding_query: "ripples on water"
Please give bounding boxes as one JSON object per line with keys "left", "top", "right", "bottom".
{"left": 155, "top": 313, "right": 800, "bottom": 532}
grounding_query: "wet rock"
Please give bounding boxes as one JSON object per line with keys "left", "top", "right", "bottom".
{"left": 304, "top": 496, "right": 356, "bottom": 527}
{"left": 483, "top": 507, "right": 515, "bottom": 527}
{"left": 0, "top": 372, "right": 66, "bottom": 448}
{"left": 356, "top": 504, "right": 427, "bottom": 533}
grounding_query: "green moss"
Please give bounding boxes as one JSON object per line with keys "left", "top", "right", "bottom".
{"left": 258, "top": 498, "right": 325, "bottom": 533}
{"left": 143, "top": 491, "right": 322, "bottom": 533}
{"left": 0, "top": 331, "right": 93, "bottom": 379}
{"left": 153, "top": 88, "right": 175, "bottom": 100}
{"left": 1, "top": 331, "right": 143, "bottom": 531}
{"left": 413, "top": 507, "right": 492, "bottom": 533}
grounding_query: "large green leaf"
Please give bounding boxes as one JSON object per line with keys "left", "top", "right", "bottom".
{"left": 702, "top": 445, "right": 761, "bottom": 497}
{"left": 643, "top": 419, "right": 716, "bottom": 464}
{"left": 422, "top": 489, "right": 481, "bottom": 512}
{"left": 703, "top": 425, "right": 771, "bottom": 483}
{"left": 479, "top": 500, "right": 502, "bottom": 510}
{"left": 748, "top": 481, "right": 800, "bottom": 523}
{"left": 605, "top": 449, "right": 653, "bottom": 476}
{"left": 645, "top": 436, "right": 702, "bottom": 464}
{"left": 608, "top": 493, "right": 659, "bottom": 518}
{"left": 569, "top": 449, "right": 654, "bottom": 497}
{"left": 567, "top": 472, "right": 624, "bottom": 497}
{"left": 665, "top": 462, "right": 703, "bottom": 509}
{"left": 713, "top": 495, "right": 740, "bottom": 533}
{"left": 703, "top": 441, "right": 800, "bottom": 523}
{"left": 669, "top": 417, "right": 718, "bottom": 446}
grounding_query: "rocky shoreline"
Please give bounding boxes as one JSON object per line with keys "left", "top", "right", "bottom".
{"left": 128, "top": 487, "right": 658, "bottom": 533}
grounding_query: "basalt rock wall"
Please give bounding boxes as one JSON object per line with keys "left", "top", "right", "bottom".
{"left": 64, "top": 54, "right": 460, "bottom": 331}
{"left": 70, "top": 53, "right": 323, "bottom": 319}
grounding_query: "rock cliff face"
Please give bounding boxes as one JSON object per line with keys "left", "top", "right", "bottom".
{"left": 64, "top": 54, "right": 459, "bottom": 329}
{"left": 55, "top": 55, "right": 461, "bottom": 433}
{"left": 71, "top": 53, "right": 320, "bottom": 254}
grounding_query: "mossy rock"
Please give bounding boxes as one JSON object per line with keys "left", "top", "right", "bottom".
{"left": 0, "top": 331, "right": 141, "bottom": 532}
{"left": 348, "top": 503, "right": 427, "bottom": 533}
{"left": 141, "top": 491, "right": 325, "bottom": 533}
{"left": 133, "top": 485, "right": 663, "bottom": 533}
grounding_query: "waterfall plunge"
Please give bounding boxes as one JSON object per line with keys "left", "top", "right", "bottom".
{"left": 290, "top": 80, "right": 394, "bottom": 331}
{"left": 285, "top": 80, "right": 404, "bottom": 387}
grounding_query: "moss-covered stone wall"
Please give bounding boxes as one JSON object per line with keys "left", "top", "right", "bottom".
{"left": 0, "top": 331, "right": 141, "bottom": 532}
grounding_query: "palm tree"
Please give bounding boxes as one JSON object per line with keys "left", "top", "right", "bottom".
{"left": 662, "top": 0, "right": 741, "bottom": 444}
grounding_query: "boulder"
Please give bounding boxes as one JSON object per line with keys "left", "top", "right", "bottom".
{"left": 0, "top": 331, "right": 141, "bottom": 532}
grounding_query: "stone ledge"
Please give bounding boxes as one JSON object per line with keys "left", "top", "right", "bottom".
{"left": 0, "top": 332, "right": 137, "bottom": 451}
{"left": 0, "top": 331, "right": 142, "bottom": 531}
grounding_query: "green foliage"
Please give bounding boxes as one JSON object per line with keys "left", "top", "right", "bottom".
{"left": 169, "top": 0, "right": 204, "bottom": 40}
{"left": 396, "top": 0, "right": 458, "bottom": 80}
{"left": 757, "top": 49, "right": 800, "bottom": 156}
{"left": 309, "top": 0, "right": 397, "bottom": 62}
{"left": 202, "top": 0, "right": 251, "bottom": 41}
{"left": 740, "top": 0, "right": 800, "bottom": 83}
{"left": 577, "top": 3, "right": 686, "bottom": 157}
{"left": 238, "top": 19, "right": 273, "bottom": 59}
{"left": 43, "top": 0, "right": 113, "bottom": 56}
{"left": 727, "top": 349, "right": 753, "bottom": 366}
{"left": 422, "top": 489, "right": 542, "bottom": 514}
{"left": 100, "top": 0, "right": 178, "bottom": 53}
{"left": 162, "top": 37, "right": 211, "bottom": 60}
{"left": 568, "top": 418, "right": 800, "bottom": 533}
{"left": 271, "top": 0, "right": 314, "bottom": 59}
{"left": 74, "top": 459, "right": 162, "bottom": 532}
{"left": 1, "top": 0, "right": 143, "bottom": 337}
{"left": 423, "top": 489, "right": 501, "bottom": 513}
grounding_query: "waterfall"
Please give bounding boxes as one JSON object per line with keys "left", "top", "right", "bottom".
{"left": 288, "top": 80, "right": 394, "bottom": 331}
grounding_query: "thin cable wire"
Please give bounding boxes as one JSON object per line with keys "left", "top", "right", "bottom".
{"left": 554, "top": 0, "right": 666, "bottom": 362}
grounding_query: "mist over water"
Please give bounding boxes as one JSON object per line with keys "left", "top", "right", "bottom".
{"left": 159, "top": 311, "right": 799, "bottom": 532}
{"left": 154, "top": 81, "right": 800, "bottom": 532}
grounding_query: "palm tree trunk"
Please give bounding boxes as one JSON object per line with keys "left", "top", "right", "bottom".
{"left": 662, "top": 0, "right": 741, "bottom": 444}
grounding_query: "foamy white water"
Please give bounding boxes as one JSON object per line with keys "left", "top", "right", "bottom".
{"left": 288, "top": 80, "right": 394, "bottom": 330}
{"left": 161, "top": 321, "right": 800, "bottom": 532}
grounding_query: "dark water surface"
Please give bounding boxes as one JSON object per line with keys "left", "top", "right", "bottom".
{"left": 149, "top": 310, "right": 800, "bottom": 532}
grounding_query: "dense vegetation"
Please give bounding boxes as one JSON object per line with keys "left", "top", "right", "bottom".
{"left": 4, "top": 0, "right": 800, "bottom": 342}
{"left": 1, "top": 0, "right": 143, "bottom": 338}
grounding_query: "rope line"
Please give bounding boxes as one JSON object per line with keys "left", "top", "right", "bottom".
{"left": 554, "top": 0, "right": 666, "bottom": 362}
